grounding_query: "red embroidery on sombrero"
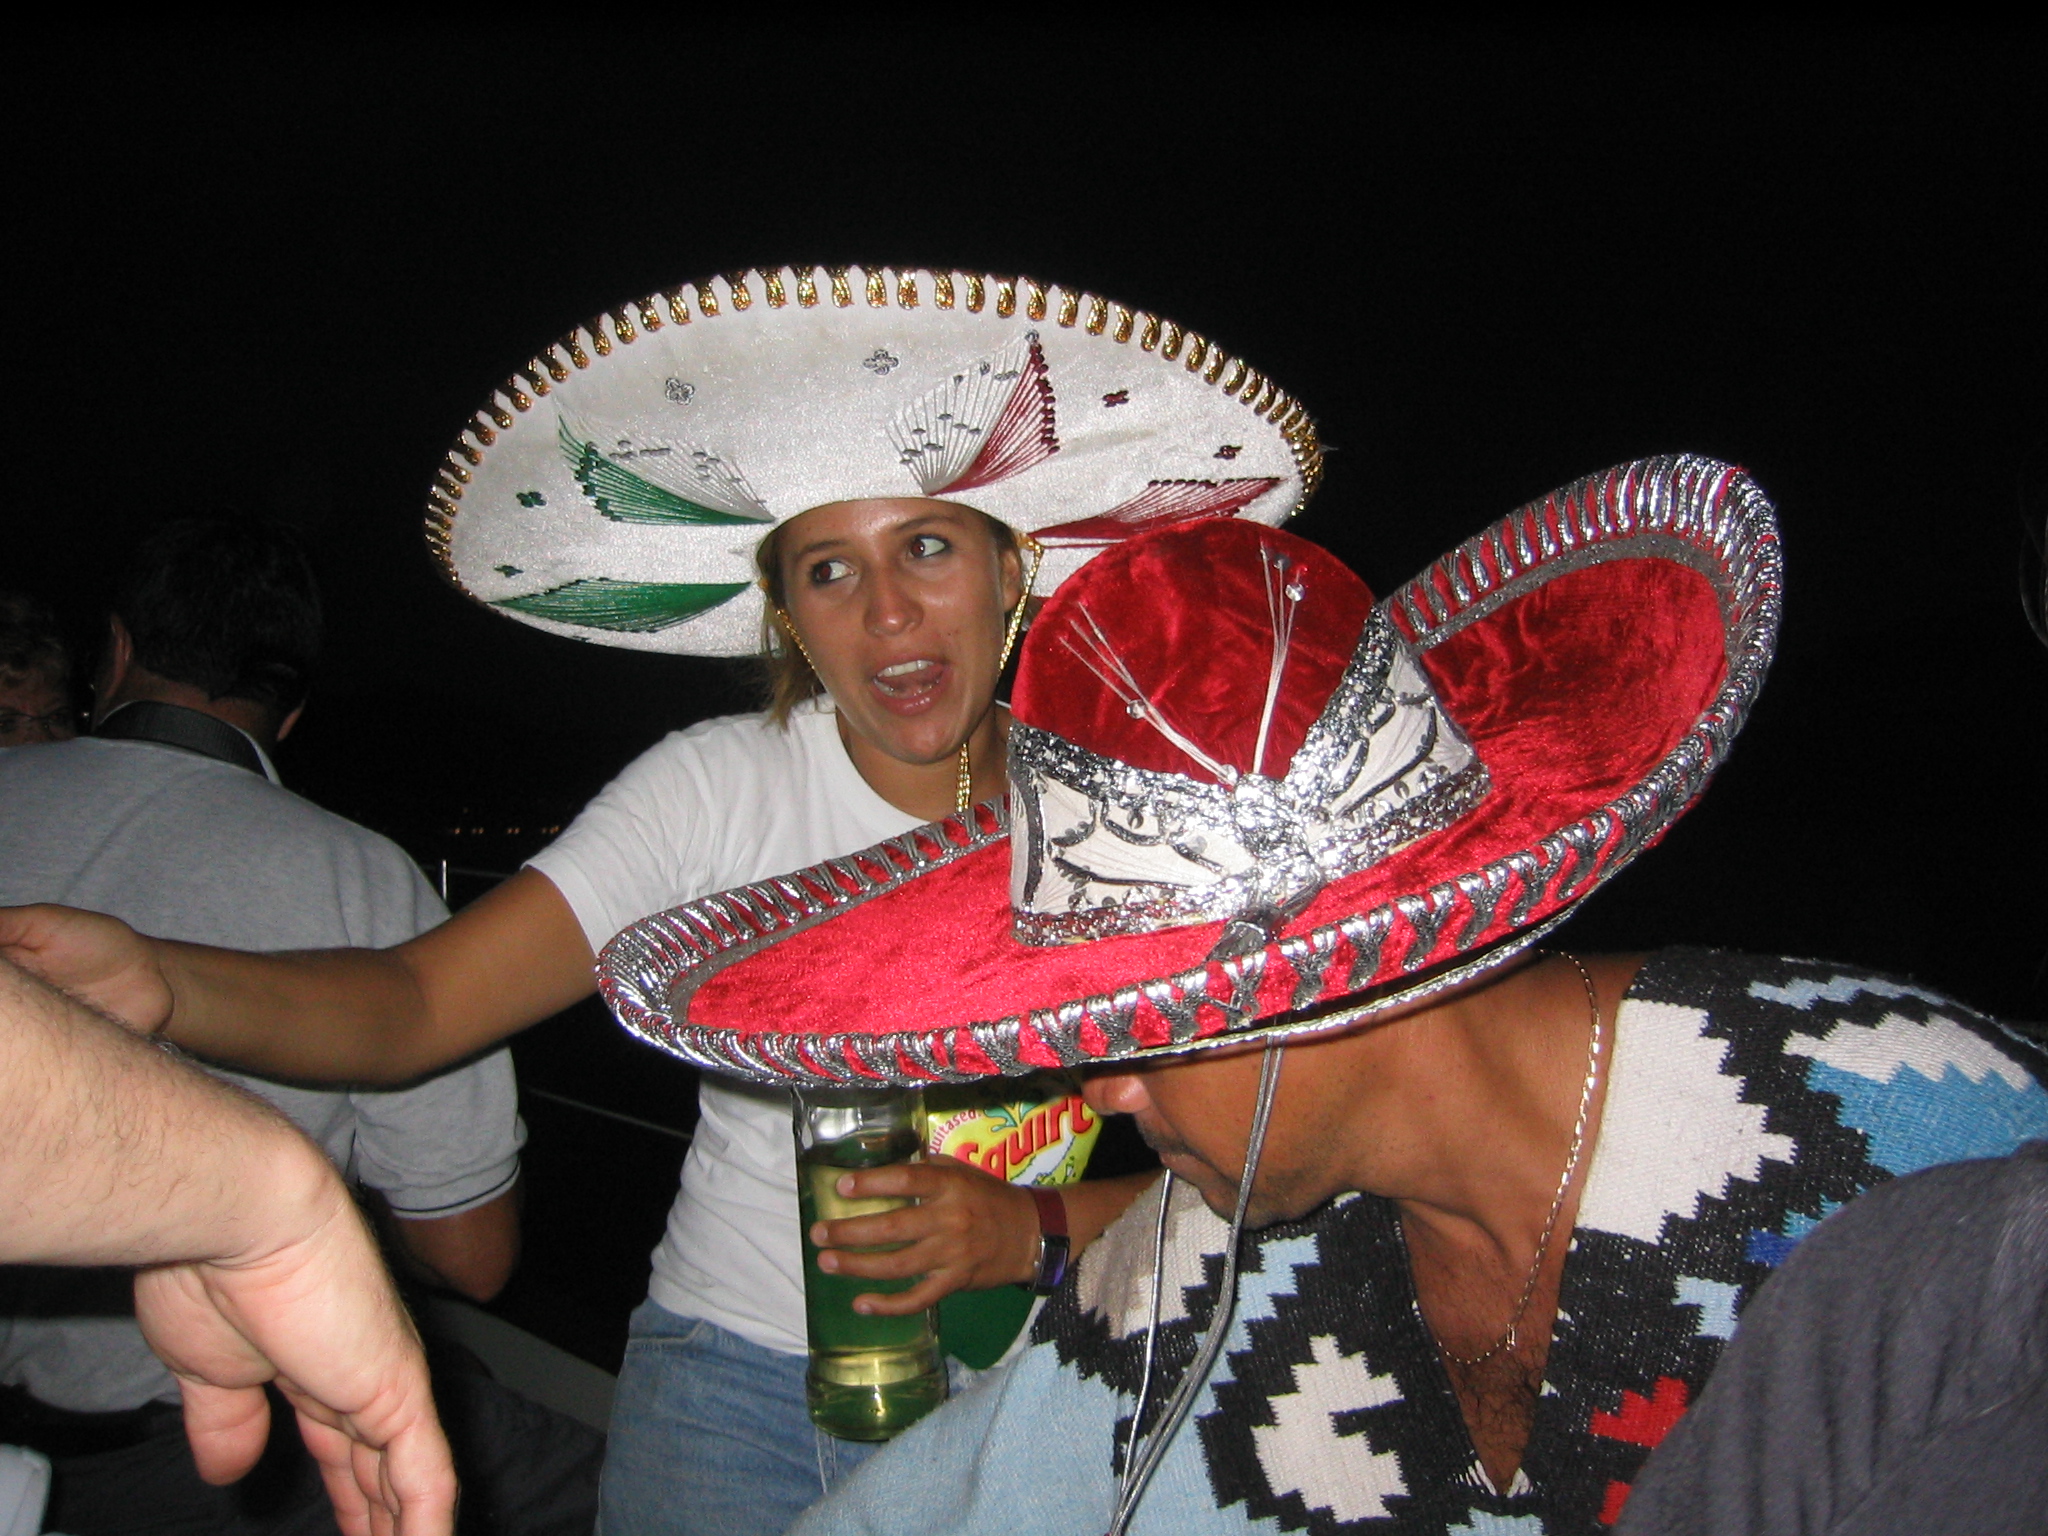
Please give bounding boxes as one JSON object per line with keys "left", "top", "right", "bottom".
{"left": 934, "top": 336, "right": 1060, "bottom": 495}
{"left": 1037, "top": 477, "right": 1284, "bottom": 547}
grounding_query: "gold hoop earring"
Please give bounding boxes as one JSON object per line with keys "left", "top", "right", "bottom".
{"left": 771, "top": 605, "right": 821, "bottom": 674}
{"left": 958, "top": 535, "right": 1046, "bottom": 816}
{"left": 997, "top": 534, "right": 1046, "bottom": 674}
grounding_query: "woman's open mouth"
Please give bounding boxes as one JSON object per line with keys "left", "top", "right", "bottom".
{"left": 872, "top": 659, "right": 944, "bottom": 700}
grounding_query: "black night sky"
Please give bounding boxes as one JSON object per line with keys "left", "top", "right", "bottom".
{"left": 13, "top": 29, "right": 2044, "bottom": 1030}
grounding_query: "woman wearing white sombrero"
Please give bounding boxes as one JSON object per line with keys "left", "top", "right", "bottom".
{"left": 0, "top": 267, "right": 1321, "bottom": 1533}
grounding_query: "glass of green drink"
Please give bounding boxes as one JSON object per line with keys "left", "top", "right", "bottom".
{"left": 792, "top": 1084, "right": 947, "bottom": 1441}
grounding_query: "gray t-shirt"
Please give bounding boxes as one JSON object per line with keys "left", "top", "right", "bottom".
{"left": 1618, "top": 1142, "right": 2048, "bottom": 1536}
{"left": 0, "top": 731, "right": 524, "bottom": 1410}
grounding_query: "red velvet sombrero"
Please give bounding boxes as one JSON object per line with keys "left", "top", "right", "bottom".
{"left": 599, "top": 454, "right": 1780, "bottom": 1085}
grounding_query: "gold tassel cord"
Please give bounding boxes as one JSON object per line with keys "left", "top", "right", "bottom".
{"left": 961, "top": 534, "right": 1046, "bottom": 814}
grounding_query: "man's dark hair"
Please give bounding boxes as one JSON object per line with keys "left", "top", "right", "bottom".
{"left": 113, "top": 519, "right": 322, "bottom": 715}
{"left": 0, "top": 591, "right": 71, "bottom": 691}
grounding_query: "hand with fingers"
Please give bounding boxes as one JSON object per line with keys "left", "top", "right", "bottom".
{"left": 810, "top": 1153, "right": 1041, "bottom": 1316}
{"left": 135, "top": 1187, "right": 457, "bottom": 1536}
{"left": 0, "top": 902, "right": 172, "bottom": 1035}
{"left": 2, "top": 956, "right": 457, "bottom": 1535}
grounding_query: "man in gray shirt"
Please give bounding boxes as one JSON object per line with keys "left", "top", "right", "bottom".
{"left": 0, "top": 519, "right": 525, "bottom": 1532}
{"left": 1617, "top": 1142, "right": 2048, "bottom": 1535}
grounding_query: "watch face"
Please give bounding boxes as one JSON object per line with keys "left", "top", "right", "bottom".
{"left": 1034, "top": 1233, "right": 1074, "bottom": 1295}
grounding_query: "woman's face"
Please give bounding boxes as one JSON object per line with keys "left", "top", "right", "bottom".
{"left": 776, "top": 498, "right": 1022, "bottom": 768}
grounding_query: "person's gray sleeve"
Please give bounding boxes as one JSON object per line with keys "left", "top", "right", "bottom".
{"left": 1617, "top": 1141, "right": 2048, "bottom": 1536}
{"left": 790, "top": 1345, "right": 1120, "bottom": 1535}
{"left": 339, "top": 821, "right": 456, "bottom": 950}
{"left": 341, "top": 826, "right": 525, "bottom": 1215}
{"left": 347, "top": 1049, "right": 526, "bottom": 1216}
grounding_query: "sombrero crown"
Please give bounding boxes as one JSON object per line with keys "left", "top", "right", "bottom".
{"left": 600, "top": 455, "right": 1781, "bottom": 1084}
{"left": 427, "top": 266, "right": 1321, "bottom": 656}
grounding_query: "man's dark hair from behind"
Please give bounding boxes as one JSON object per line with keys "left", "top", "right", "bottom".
{"left": 0, "top": 591, "right": 71, "bottom": 694}
{"left": 113, "top": 519, "right": 321, "bottom": 718}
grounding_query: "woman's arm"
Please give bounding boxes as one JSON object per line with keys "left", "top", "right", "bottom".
{"left": 0, "top": 868, "right": 596, "bottom": 1083}
{"left": 812, "top": 1159, "right": 1161, "bottom": 1315}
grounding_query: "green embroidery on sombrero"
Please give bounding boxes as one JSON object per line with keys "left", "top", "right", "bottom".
{"left": 494, "top": 578, "right": 749, "bottom": 633}
{"left": 558, "top": 419, "right": 771, "bottom": 526}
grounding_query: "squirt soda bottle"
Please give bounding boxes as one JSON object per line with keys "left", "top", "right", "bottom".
{"left": 792, "top": 1084, "right": 947, "bottom": 1441}
{"left": 926, "top": 1073, "right": 1103, "bottom": 1368}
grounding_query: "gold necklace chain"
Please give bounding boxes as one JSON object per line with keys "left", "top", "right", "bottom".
{"left": 1437, "top": 951, "right": 1604, "bottom": 1370}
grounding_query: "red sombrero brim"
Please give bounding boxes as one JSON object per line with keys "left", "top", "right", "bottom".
{"left": 600, "top": 456, "right": 1779, "bottom": 1084}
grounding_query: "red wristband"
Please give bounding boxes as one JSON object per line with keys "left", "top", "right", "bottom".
{"left": 1028, "top": 1186, "right": 1069, "bottom": 1238}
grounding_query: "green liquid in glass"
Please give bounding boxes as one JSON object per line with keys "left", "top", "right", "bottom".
{"left": 798, "top": 1128, "right": 946, "bottom": 1441}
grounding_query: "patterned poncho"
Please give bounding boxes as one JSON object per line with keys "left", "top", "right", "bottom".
{"left": 795, "top": 950, "right": 2048, "bottom": 1535}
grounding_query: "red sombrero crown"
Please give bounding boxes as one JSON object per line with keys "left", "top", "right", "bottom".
{"left": 600, "top": 454, "right": 1781, "bottom": 1085}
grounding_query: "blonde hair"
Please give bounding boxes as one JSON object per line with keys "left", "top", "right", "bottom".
{"left": 752, "top": 512, "right": 1023, "bottom": 725}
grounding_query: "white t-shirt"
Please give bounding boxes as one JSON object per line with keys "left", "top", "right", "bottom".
{"left": 527, "top": 702, "right": 918, "bottom": 1355}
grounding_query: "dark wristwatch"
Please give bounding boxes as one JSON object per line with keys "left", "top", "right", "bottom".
{"left": 1026, "top": 1187, "right": 1071, "bottom": 1295}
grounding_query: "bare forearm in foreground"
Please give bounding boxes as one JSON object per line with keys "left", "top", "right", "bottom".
{"left": 1, "top": 948, "right": 340, "bottom": 1263}
{"left": 0, "top": 957, "right": 456, "bottom": 1535}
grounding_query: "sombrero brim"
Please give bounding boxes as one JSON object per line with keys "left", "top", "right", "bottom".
{"left": 427, "top": 265, "right": 1320, "bottom": 657}
{"left": 600, "top": 456, "right": 1780, "bottom": 1084}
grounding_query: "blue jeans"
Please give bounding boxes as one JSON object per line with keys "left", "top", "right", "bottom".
{"left": 598, "top": 1300, "right": 883, "bottom": 1536}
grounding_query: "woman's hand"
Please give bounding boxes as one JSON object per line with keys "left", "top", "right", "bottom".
{"left": 810, "top": 1154, "right": 1040, "bottom": 1316}
{"left": 0, "top": 903, "right": 172, "bottom": 1035}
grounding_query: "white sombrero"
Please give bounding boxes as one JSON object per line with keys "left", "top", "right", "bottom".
{"left": 425, "top": 266, "right": 1323, "bottom": 656}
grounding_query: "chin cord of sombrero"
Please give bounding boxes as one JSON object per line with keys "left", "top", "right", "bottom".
{"left": 1112, "top": 1039, "right": 1286, "bottom": 1536}
{"left": 598, "top": 453, "right": 1781, "bottom": 1087}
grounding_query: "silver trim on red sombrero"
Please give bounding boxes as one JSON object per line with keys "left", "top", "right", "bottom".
{"left": 598, "top": 453, "right": 1781, "bottom": 1086}
{"left": 1008, "top": 607, "right": 1488, "bottom": 943}
{"left": 601, "top": 803, "right": 1012, "bottom": 1082}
